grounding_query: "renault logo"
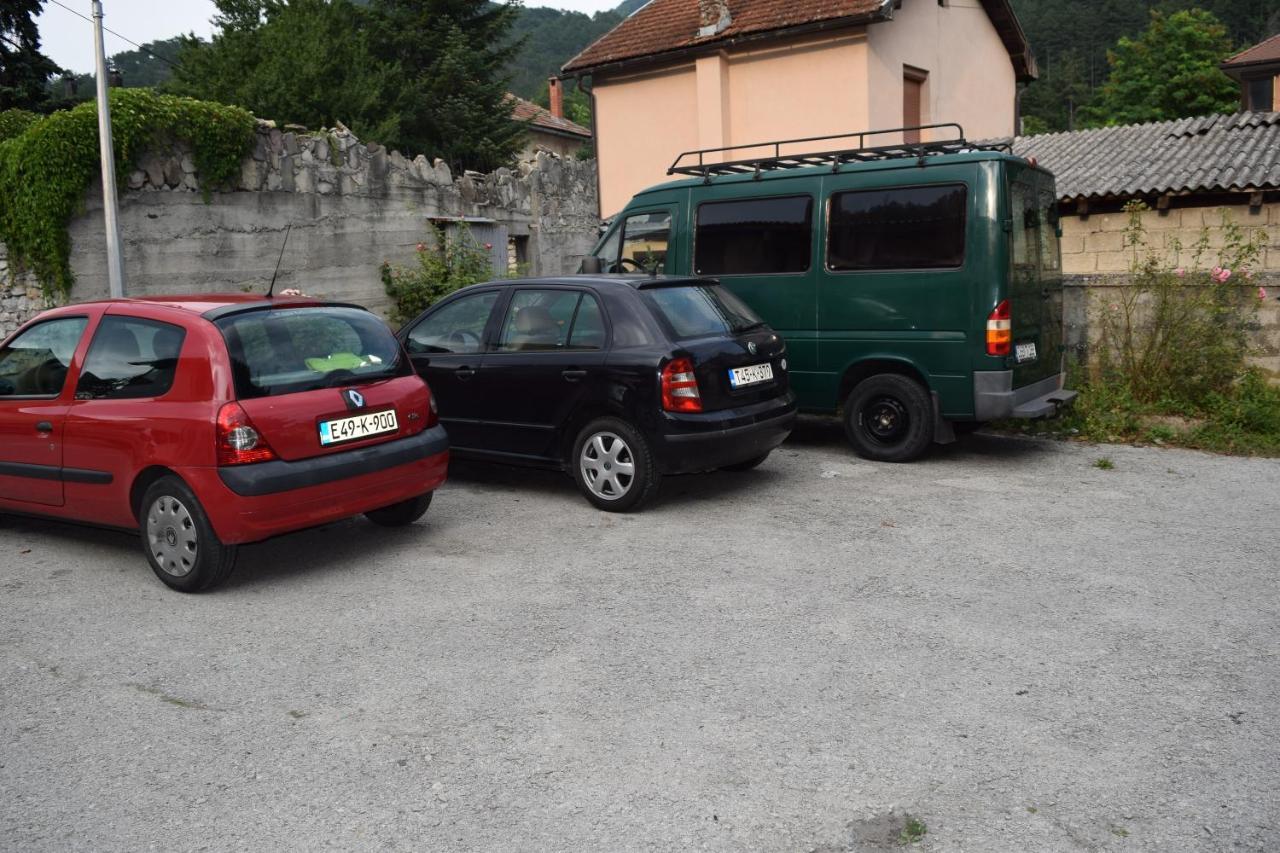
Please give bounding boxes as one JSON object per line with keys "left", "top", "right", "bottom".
{"left": 747, "top": 341, "right": 758, "bottom": 355}
{"left": 343, "top": 389, "right": 365, "bottom": 410}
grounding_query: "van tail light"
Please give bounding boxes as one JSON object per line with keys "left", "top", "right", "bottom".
{"left": 986, "top": 299, "right": 1012, "bottom": 357}
{"left": 661, "top": 357, "right": 702, "bottom": 413}
{"left": 216, "top": 402, "right": 277, "bottom": 466}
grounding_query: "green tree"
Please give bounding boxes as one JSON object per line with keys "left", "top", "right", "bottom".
{"left": 173, "top": 1, "right": 400, "bottom": 143}
{"left": 1, "top": 0, "right": 60, "bottom": 111}
{"left": 1083, "top": 9, "right": 1240, "bottom": 126}
{"left": 173, "top": 0, "right": 526, "bottom": 171}
{"left": 1019, "top": 49, "right": 1094, "bottom": 133}
{"left": 369, "top": 0, "right": 526, "bottom": 171}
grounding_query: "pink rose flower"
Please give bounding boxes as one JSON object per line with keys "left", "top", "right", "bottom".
{"left": 1211, "top": 267, "right": 1232, "bottom": 283}
{"left": 416, "top": 242, "right": 426, "bottom": 252}
{"left": 1260, "top": 286, "right": 1269, "bottom": 300}
{"left": 484, "top": 243, "right": 493, "bottom": 250}
{"left": 1174, "top": 267, "right": 1186, "bottom": 277}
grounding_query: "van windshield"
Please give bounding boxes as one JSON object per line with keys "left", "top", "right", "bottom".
{"left": 642, "top": 284, "right": 764, "bottom": 340}
{"left": 216, "top": 306, "right": 408, "bottom": 399}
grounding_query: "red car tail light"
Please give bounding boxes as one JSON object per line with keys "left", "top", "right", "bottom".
{"left": 216, "top": 402, "right": 277, "bottom": 466}
{"left": 425, "top": 389, "right": 439, "bottom": 428}
{"left": 661, "top": 357, "right": 702, "bottom": 413}
{"left": 986, "top": 299, "right": 1012, "bottom": 357}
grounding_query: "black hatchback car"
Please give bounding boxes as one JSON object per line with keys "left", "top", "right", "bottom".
{"left": 397, "top": 276, "right": 797, "bottom": 511}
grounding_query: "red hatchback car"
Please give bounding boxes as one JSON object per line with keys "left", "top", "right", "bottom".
{"left": 0, "top": 295, "right": 449, "bottom": 592}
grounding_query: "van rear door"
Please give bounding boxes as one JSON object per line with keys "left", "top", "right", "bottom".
{"left": 1008, "top": 173, "right": 1065, "bottom": 390}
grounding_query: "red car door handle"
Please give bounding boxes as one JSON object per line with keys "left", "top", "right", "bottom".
{"left": 562, "top": 369, "right": 587, "bottom": 382}
{"left": 35, "top": 421, "right": 53, "bottom": 433}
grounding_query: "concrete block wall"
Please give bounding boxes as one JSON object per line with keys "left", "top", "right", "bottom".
{"left": 1061, "top": 203, "right": 1280, "bottom": 275}
{"left": 0, "top": 122, "right": 600, "bottom": 338}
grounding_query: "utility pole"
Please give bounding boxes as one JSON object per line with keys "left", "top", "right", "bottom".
{"left": 91, "top": 0, "right": 126, "bottom": 298}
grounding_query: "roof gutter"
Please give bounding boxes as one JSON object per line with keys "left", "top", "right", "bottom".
{"left": 562, "top": 7, "right": 893, "bottom": 80}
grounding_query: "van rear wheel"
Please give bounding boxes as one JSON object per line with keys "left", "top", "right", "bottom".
{"left": 843, "top": 374, "right": 934, "bottom": 463}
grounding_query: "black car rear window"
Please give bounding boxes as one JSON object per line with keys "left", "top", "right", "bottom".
{"left": 216, "top": 307, "right": 408, "bottom": 399}
{"left": 642, "top": 285, "right": 765, "bottom": 341}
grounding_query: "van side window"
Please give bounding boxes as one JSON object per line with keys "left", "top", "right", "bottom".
{"left": 618, "top": 212, "right": 671, "bottom": 273}
{"left": 695, "top": 196, "right": 812, "bottom": 276}
{"left": 827, "top": 185, "right": 967, "bottom": 271}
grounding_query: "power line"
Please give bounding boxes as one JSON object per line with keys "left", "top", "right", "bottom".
{"left": 45, "top": 0, "right": 183, "bottom": 72}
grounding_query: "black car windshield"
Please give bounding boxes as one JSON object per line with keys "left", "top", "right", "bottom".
{"left": 216, "top": 306, "right": 408, "bottom": 399}
{"left": 642, "top": 284, "right": 765, "bottom": 341}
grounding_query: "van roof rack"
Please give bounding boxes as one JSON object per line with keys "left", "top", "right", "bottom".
{"left": 667, "top": 124, "right": 1012, "bottom": 179}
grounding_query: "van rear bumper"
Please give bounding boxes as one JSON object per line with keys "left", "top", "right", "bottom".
{"left": 974, "top": 371, "right": 1077, "bottom": 420}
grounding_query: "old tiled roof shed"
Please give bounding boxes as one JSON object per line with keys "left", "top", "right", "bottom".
{"left": 509, "top": 96, "right": 592, "bottom": 139}
{"left": 1222, "top": 33, "right": 1280, "bottom": 71}
{"left": 562, "top": 0, "right": 1036, "bottom": 81}
{"left": 1009, "top": 112, "right": 1280, "bottom": 207}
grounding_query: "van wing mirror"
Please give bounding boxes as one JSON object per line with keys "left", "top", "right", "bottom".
{"left": 579, "top": 256, "right": 604, "bottom": 274}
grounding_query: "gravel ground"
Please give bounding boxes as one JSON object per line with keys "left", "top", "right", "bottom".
{"left": 1, "top": 419, "right": 1277, "bottom": 852}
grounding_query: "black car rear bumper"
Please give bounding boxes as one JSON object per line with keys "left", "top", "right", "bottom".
{"left": 656, "top": 394, "right": 797, "bottom": 474}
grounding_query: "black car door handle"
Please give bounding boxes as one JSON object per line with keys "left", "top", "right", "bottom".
{"left": 562, "top": 369, "right": 587, "bottom": 382}
{"left": 35, "top": 421, "right": 53, "bottom": 433}
{"left": 455, "top": 367, "right": 475, "bottom": 380}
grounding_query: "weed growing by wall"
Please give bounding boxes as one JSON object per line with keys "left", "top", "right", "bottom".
{"left": 0, "top": 89, "right": 255, "bottom": 299}
{"left": 380, "top": 223, "right": 499, "bottom": 325}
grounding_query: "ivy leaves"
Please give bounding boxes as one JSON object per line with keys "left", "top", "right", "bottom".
{"left": 0, "top": 89, "right": 255, "bottom": 299}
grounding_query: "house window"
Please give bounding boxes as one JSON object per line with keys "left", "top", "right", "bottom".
{"left": 827, "top": 184, "right": 967, "bottom": 271}
{"left": 903, "top": 68, "right": 929, "bottom": 142}
{"left": 1246, "top": 77, "right": 1274, "bottom": 112}
{"left": 694, "top": 196, "right": 813, "bottom": 275}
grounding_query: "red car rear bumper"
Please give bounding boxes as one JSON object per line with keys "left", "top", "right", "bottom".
{"left": 181, "top": 426, "right": 449, "bottom": 545}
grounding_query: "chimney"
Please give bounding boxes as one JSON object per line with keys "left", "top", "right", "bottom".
{"left": 698, "top": 0, "right": 731, "bottom": 37}
{"left": 548, "top": 77, "right": 564, "bottom": 119}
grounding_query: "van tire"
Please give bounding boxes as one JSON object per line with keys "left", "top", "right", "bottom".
{"left": 843, "top": 374, "right": 935, "bottom": 463}
{"left": 140, "top": 476, "right": 238, "bottom": 592}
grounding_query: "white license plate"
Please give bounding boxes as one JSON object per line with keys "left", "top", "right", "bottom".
{"left": 319, "top": 409, "right": 398, "bottom": 446}
{"left": 1015, "top": 342, "right": 1038, "bottom": 363}
{"left": 728, "top": 363, "right": 774, "bottom": 388}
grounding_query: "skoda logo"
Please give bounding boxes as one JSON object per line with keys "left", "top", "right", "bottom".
{"left": 747, "top": 341, "right": 758, "bottom": 355}
{"left": 343, "top": 389, "right": 365, "bottom": 410}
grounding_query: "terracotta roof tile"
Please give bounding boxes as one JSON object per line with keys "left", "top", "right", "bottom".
{"left": 508, "top": 96, "right": 592, "bottom": 138}
{"left": 562, "top": 0, "right": 887, "bottom": 73}
{"left": 1222, "top": 34, "right": 1280, "bottom": 69}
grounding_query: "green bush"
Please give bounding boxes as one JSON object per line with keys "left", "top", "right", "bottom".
{"left": 380, "top": 223, "right": 499, "bottom": 325}
{"left": 0, "top": 89, "right": 255, "bottom": 299}
{"left": 0, "top": 109, "right": 40, "bottom": 143}
{"left": 1057, "top": 201, "right": 1278, "bottom": 455}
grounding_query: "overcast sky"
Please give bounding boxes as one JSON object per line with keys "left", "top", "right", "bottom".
{"left": 37, "top": 0, "right": 620, "bottom": 75}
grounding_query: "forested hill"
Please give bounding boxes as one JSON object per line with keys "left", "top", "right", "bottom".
{"left": 1013, "top": 0, "right": 1277, "bottom": 131}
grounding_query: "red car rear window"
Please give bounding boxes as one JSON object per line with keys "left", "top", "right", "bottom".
{"left": 215, "top": 307, "right": 409, "bottom": 399}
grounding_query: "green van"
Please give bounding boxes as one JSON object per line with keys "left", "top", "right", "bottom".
{"left": 584, "top": 127, "right": 1077, "bottom": 461}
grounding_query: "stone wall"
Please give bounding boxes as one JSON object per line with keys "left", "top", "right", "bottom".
{"left": 0, "top": 121, "right": 600, "bottom": 338}
{"left": 1060, "top": 203, "right": 1280, "bottom": 378}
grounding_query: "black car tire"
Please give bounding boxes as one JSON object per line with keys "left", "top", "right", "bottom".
{"left": 365, "top": 492, "right": 434, "bottom": 527}
{"left": 571, "top": 417, "right": 660, "bottom": 512}
{"left": 140, "top": 476, "right": 238, "bottom": 593}
{"left": 722, "top": 452, "right": 771, "bottom": 472}
{"left": 843, "top": 374, "right": 935, "bottom": 463}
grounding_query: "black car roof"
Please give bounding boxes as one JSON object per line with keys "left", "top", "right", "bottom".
{"left": 468, "top": 275, "right": 716, "bottom": 291}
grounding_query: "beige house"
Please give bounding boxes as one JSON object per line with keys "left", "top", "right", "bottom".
{"left": 562, "top": 0, "right": 1036, "bottom": 216}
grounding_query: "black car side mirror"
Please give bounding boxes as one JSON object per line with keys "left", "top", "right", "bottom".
{"left": 580, "top": 256, "right": 604, "bottom": 274}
